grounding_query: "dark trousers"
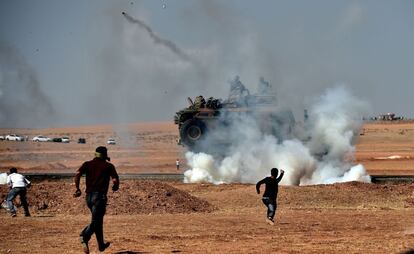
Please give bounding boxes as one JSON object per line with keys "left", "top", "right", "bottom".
{"left": 81, "top": 192, "right": 107, "bottom": 248}
{"left": 6, "top": 187, "right": 30, "bottom": 215}
{"left": 262, "top": 197, "right": 277, "bottom": 220}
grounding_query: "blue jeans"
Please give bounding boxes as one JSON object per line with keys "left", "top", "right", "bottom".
{"left": 6, "top": 187, "right": 30, "bottom": 215}
{"left": 262, "top": 197, "right": 277, "bottom": 220}
{"left": 81, "top": 192, "right": 107, "bottom": 248}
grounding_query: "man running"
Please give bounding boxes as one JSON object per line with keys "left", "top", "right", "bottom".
{"left": 74, "top": 146, "right": 120, "bottom": 254}
{"left": 5, "top": 167, "right": 31, "bottom": 217}
{"left": 256, "top": 168, "right": 284, "bottom": 225}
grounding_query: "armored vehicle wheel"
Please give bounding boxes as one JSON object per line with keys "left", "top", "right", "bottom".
{"left": 180, "top": 119, "right": 207, "bottom": 147}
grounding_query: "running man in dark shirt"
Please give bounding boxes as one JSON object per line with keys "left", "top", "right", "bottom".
{"left": 256, "top": 168, "right": 284, "bottom": 225}
{"left": 74, "top": 146, "right": 120, "bottom": 254}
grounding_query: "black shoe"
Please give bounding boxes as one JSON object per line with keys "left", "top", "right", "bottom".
{"left": 99, "top": 242, "right": 110, "bottom": 252}
{"left": 80, "top": 236, "right": 89, "bottom": 254}
{"left": 25, "top": 213, "right": 31, "bottom": 217}
{"left": 11, "top": 213, "right": 16, "bottom": 218}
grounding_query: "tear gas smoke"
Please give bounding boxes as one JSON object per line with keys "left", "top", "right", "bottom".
{"left": 121, "top": 11, "right": 192, "bottom": 62}
{"left": 184, "top": 86, "right": 371, "bottom": 186}
{"left": 0, "top": 41, "right": 55, "bottom": 128}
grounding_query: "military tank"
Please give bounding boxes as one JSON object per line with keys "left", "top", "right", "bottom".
{"left": 174, "top": 76, "right": 295, "bottom": 151}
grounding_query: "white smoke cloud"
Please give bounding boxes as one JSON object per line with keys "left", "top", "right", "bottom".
{"left": 183, "top": 86, "right": 371, "bottom": 186}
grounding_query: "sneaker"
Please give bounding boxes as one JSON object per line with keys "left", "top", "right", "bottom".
{"left": 25, "top": 213, "right": 31, "bottom": 217}
{"left": 11, "top": 213, "right": 16, "bottom": 218}
{"left": 266, "top": 217, "right": 274, "bottom": 226}
{"left": 80, "top": 236, "right": 89, "bottom": 254}
{"left": 99, "top": 242, "right": 110, "bottom": 252}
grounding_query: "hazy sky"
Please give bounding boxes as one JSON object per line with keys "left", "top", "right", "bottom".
{"left": 1, "top": 0, "right": 413, "bottom": 127}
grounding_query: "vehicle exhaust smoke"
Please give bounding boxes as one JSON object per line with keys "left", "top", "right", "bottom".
{"left": 183, "top": 86, "right": 371, "bottom": 186}
{"left": 121, "top": 11, "right": 192, "bottom": 62}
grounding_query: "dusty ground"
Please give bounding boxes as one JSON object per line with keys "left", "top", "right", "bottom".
{"left": 357, "top": 121, "right": 414, "bottom": 175}
{"left": 1, "top": 121, "right": 414, "bottom": 175}
{"left": 0, "top": 181, "right": 413, "bottom": 253}
{"left": 0, "top": 121, "right": 414, "bottom": 253}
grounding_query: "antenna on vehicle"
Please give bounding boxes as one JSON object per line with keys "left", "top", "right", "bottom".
{"left": 187, "top": 97, "right": 194, "bottom": 106}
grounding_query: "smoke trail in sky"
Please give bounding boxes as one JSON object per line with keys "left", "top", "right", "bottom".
{"left": 0, "top": 41, "right": 55, "bottom": 128}
{"left": 122, "top": 11, "right": 192, "bottom": 62}
{"left": 183, "top": 86, "right": 371, "bottom": 186}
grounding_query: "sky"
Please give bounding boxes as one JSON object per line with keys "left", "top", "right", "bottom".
{"left": 0, "top": 0, "right": 413, "bottom": 128}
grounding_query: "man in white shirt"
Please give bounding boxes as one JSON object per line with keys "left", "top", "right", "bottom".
{"left": 6, "top": 168, "right": 31, "bottom": 217}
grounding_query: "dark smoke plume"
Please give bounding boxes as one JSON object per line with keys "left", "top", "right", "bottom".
{"left": 121, "top": 11, "right": 192, "bottom": 62}
{"left": 0, "top": 41, "right": 55, "bottom": 128}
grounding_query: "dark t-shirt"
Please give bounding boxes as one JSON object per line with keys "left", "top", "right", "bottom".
{"left": 256, "top": 174, "right": 283, "bottom": 200}
{"left": 77, "top": 157, "right": 119, "bottom": 194}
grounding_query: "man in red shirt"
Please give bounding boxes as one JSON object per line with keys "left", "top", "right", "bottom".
{"left": 74, "top": 146, "right": 120, "bottom": 254}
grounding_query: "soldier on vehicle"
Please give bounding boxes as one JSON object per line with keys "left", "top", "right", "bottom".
{"left": 193, "top": 95, "right": 206, "bottom": 109}
{"left": 258, "top": 76, "right": 271, "bottom": 94}
{"left": 228, "top": 75, "right": 250, "bottom": 105}
{"left": 256, "top": 168, "right": 284, "bottom": 225}
{"left": 74, "top": 146, "right": 120, "bottom": 254}
{"left": 5, "top": 167, "right": 31, "bottom": 217}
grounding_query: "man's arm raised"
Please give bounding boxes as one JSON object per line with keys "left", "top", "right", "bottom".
{"left": 276, "top": 169, "right": 285, "bottom": 183}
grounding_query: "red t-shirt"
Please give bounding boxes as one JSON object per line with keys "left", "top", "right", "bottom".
{"left": 77, "top": 157, "right": 119, "bottom": 194}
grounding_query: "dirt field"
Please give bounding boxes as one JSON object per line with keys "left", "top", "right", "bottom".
{"left": 0, "top": 122, "right": 185, "bottom": 174}
{"left": 1, "top": 121, "right": 414, "bottom": 175}
{"left": 0, "top": 121, "right": 414, "bottom": 253}
{"left": 357, "top": 121, "right": 414, "bottom": 176}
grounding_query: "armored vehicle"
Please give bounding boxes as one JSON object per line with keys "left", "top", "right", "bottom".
{"left": 174, "top": 77, "right": 295, "bottom": 151}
